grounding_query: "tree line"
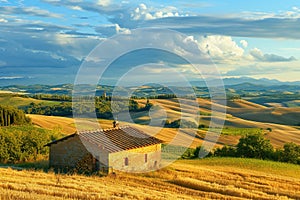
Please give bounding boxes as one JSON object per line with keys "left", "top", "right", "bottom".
{"left": 24, "top": 98, "right": 153, "bottom": 119}
{"left": 32, "top": 94, "right": 72, "bottom": 101}
{"left": 211, "top": 134, "right": 300, "bottom": 164}
{"left": 0, "top": 105, "right": 31, "bottom": 126}
{"left": 25, "top": 102, "right": 72, "bottom": 116}
{"left": 184, "top": 134, "right": 300, "bottom": 165}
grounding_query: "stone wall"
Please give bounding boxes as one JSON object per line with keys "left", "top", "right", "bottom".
{"left": 49, "top": 135, "right": 90, "bottom": 170}
{"left": 109, "top": 144, "right": 161, "bottom": 172}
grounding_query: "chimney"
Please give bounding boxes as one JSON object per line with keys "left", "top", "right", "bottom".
{"left": 113, "top": 120, "right": 119, "bottom": 128}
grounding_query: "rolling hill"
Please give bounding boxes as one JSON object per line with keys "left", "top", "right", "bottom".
{"left": 28, "top": 96, "right": 300, "bottom": 148}
{"left": 0, "top": 94, "right": 59, "bottom": 108}
{"left": 1, "top": 91, "right": 297, "bottom": 148}
{"left": 28, "top": 114, "right": 115, "bottom": 135}
{"left": 136, "top": 98, "right": 300, "bottom": 148}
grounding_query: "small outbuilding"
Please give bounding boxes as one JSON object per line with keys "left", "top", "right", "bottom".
{"left": 45, "top": 126, "right": 163, "bottom": 173}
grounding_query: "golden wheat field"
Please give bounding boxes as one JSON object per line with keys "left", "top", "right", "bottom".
{"left": 1, "top": 158, "right": 300, "bottom": 200}
{"left": 137, "top": 98, "right": 300, "bottom": 147}
{"left": 28, "top": 114, "right": 115, "bottom": 134}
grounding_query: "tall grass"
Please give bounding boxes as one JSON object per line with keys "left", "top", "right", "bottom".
{"left": 1, "top": 158, "right": 299, "bottom": 199}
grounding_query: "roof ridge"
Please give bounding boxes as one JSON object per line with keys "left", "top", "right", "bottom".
{"left": 77, "top": 125, "right": 132, "bottom": 134}
{"left": 78, "top": 129, "right": 100, "bottom": 134}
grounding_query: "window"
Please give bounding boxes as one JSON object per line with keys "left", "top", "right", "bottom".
{"left": 144, "top": 154, "right": 148, "bottom": 163}
{"left": 124, "top": 157, "right": 129, "bottom": 166}
{"left": 154, "top": 161, "right": 157, "bottom": 168}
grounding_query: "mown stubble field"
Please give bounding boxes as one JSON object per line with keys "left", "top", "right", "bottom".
{"left": 1, "top": 158, "right": 300, "bottom": 200}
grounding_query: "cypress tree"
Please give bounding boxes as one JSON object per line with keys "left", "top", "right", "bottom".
{"left": 0, "top": 105, "right": 30, "bottom": 126}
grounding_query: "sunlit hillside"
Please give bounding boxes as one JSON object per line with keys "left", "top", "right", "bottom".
{"left": 28, "top": 114, "right": 115, "bottom": 135}
{"left": 0, "top": 95, "right": 59, "bottom": 108}
{"left": 136, "top": 98, "right": 300, "bottom": 147}
{"left": 27, "top": 97, "right": 300, "bottom": 148}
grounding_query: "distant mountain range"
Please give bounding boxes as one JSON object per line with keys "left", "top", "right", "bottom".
{"left": 189, "top": 77, "right": 300, "bottom": 87}
{"left": 142, "top": 77, "right": 300, "bottom": 87}
{"left": 0, "top": 77, "right": 299, "bottom": 97}
{"left": 0, "top": 76, "right": 299, "bottom": 88}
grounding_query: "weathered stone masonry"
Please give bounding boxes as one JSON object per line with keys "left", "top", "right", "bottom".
{"left": 45, "top": 126, "right": 163, "bottom": 173}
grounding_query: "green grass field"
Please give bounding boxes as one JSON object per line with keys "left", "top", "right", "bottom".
{"left": 182, "top": 157, "right": 300, "bottom": 179}
{"left": 201, "top": 127, "right": 264, "bottom": 136}
{"left": 0, "top": 94, "right": 60, "bottom": 108}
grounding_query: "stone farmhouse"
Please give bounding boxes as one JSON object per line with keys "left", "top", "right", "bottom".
{"left": 45, "top": 126, "right": 163, "bottom": 173}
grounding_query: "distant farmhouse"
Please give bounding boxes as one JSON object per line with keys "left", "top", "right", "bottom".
{"left": 45, "top": 125, "right": 163, "bottom": 173}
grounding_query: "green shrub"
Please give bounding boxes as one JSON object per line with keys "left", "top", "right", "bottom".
{"left": 236, "top": 134, "right": 274, "bottom": 159}
{"left": 280, "top": 143, "right": 300, "bottom": 164}
{"left": 0, "top": 125, "right": 63, "bottom": 163}
{"left": 193, "top": 146, "right": 212, "bottom": 158}
{"left": 213, "top": 145, "right": 237, "bottom": 157}
{"left": 198, "top": 124, "right": 208, "bottom": 129}
{"left": 164, "top": 119, "right": 197, "bottom": 128}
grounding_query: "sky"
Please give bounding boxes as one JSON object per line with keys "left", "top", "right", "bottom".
{"left": 0, "top": 0, "right": 300, "bottom": 85}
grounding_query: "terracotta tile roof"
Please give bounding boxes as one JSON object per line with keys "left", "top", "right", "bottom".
{"left": 45, "top": 126, "right": 163, "bottom": 153}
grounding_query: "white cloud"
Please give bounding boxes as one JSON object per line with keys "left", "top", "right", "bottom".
{"left": 115, "top": 24, "right": 131, "bottom": 34}
{"left": 95, "top": 24, "right": 130, "bottom": 36}
{"left": 240, "top": 40, "right": 248, "bottom": 48}
{"left": 131, "top": 3, "right": 182, "bottom": 21}
{"left": 187, "top": 36, "right": 297, "bottom": 65}
{"left": 139, "top": 3, "right": 147, "bottom": 10}
{"left": 69, "top": 6, "right": 83, "bottom": 11}
{"left": 0, "top": 6, "right": 62, "bottom": 18}
{"left": 97, "top": 0, "right": 111, "bottom": 7}
{"left": 250, "top": 48, "right": 296, "bottom": 62}
{"left": 198, "top": 35, "right": 244, "bottom": 62}
{"left": 279, "top": 7, "right": 300, "bottom": 18}
{"left": 131, "top": 4, "right": 151, "bottom": 20}
{"left": 0, "top": 76, "right": 23, "bottom": 80}
{"left": 0, "top": 18, "right": 8, "bottom": 23}
{"left": 144, "top": 13, "right": 154, "bottom": 20}
{"left": 249, "top": 48, "right": 264, "bottom": 60}
{"left": 53, "top": 33, "right": 103, "bottom": 59}
{"left": 240, "top": 6, "right": 300, "bottom": 20}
